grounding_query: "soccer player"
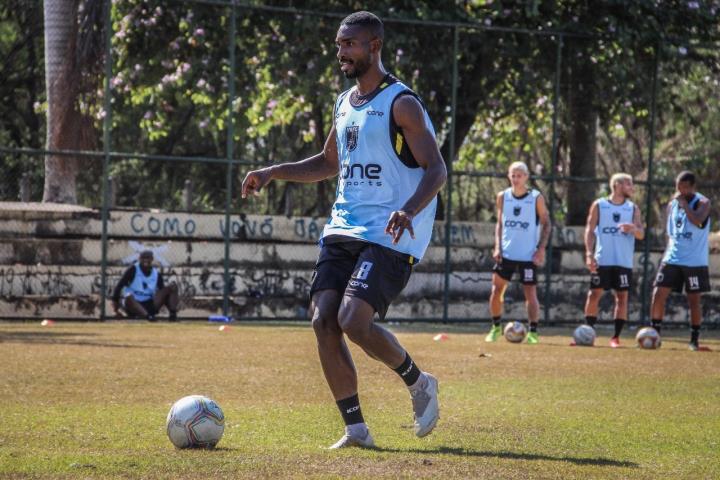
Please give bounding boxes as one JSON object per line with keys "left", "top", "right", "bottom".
{"left": 241, "top": 11, "right": 446, "bottom": 448}
{"left": 583, "top": 173, "right": 645, "bottom": 347}
{"left": 111, "top": 250, "right": 179, "bottom": 321}
{"left": 650, "top": 171, "right": 712, "bottom": 351}
{"left": 484, "top": 162, "right": 551, "bottom": 344}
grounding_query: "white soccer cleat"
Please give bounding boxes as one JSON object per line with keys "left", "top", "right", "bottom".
{"left": 327, "top": 428, "right": 375, "bottom": 449}
{"left": 412, "top": 373, "right": 439, "bottom": 437}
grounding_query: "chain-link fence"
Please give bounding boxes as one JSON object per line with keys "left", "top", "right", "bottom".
{"left": 0, "top": 1, "right": 718, "bottom": 325}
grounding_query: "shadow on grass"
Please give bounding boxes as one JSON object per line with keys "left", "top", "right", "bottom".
{"left": 373, "top": 446, "right": 639, "bottom": 468}
{"left": 0, "top": 330, "right": 158, "bottom": 349}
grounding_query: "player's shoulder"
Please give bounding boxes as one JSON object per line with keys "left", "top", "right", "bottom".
{"left": 335, "top": 86, "right": 355, "bottom": 106}
{"left": 697, "top": 192, "right": 711, "bottom": 204}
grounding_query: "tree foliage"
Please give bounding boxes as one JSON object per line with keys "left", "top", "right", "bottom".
{"left": 0, "top": 0, "right": 718, "bottom": 224}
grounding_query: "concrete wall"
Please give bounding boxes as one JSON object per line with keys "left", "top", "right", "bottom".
{"left": 0, "top": 202, "right": 717, "bottom": 324}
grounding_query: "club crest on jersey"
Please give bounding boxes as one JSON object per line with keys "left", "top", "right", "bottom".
{"left": 613, "top": 212, "right": 621, "bottom": 223}
{"left": 513, "top": 206, "right": 522, "bottom": 217}
{"left": 346, "top": 126, "right": 359, "bottom": 151}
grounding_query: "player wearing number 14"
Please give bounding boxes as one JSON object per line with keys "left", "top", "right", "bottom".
{"left": 583, "top": 173, "right": 645, "bottom": 348}
{"left": 650, "top": 171, "right": 712, "bottom": 351}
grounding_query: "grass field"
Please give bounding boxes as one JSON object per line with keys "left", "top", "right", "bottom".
{"left": 1, "top": 321, "right": 719, "bottom": 479}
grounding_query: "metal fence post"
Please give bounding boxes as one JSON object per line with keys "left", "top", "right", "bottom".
{"left": 640, "top": 42, "right": 660, "bottom": 325}
{"left": 543, "top": 35, "right": 563, "bottom": 325}
{"left": 99, "top": 0, "right": 113, "bottom": 320}
{"left": 222, "top": 2, "right": 237, "bottom": 317}
{"left": 442, "top": 26, "right": 460, "bottom": 322}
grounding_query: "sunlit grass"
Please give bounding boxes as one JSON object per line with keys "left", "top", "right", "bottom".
{"left": 0, "top": 322, "right": 718, "bottom": 479}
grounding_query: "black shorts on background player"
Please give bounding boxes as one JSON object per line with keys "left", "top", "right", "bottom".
{"left": 493, "top": 258, "right": 537, "bottom": 285}
{"left": 309, "top": 235, "right": 413, "bottom": 319}
{"left": 654, "top": 263, "right": 710, "bottom": 293}
{"left": 590, "top": 266, "right": 633, "bottom": 291}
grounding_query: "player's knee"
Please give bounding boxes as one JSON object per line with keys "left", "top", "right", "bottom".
{"left": 311, "top": 306, "right": 339, "bottom": 338}
{"left": 337, "top": 313, "right": 370, "bottom": 344}
{"left": 490, "top": 284, "right": 504, "bottom": 299}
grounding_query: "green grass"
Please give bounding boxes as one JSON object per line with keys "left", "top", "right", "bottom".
{"left": 0, "top": 322, "right": 719, "bottom": 479}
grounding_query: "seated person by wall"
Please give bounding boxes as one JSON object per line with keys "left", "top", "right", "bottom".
{"left": 112, "top": 250, "right": 179, "bottom": 321}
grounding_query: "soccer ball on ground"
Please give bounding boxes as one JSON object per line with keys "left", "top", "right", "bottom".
{"left": 166, "top": 395, "right": 225, "bottom": 449}
{"left": 636, "top": 327, "right": 661, "bottom": 350}
{"left": 504, "top": 321, "right": 527, "bottom": 343}
{"left": 573, "top": 325, "right": 596, "bottom": 346}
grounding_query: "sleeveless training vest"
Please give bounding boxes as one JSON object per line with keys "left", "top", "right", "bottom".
{"left": 126, "top": 264, "right": 158, "bottom": 302}
{"left": 322, "top": 77, "right": 437, "bottom": 261}
{"left": 501, "top": 188, "right": 540, "bottom": 262}
{"left": 594, "top": 197, "right": 636, "bottom": 269}
{"left": 663, "top": 193, "right": 710, "bottom": 267}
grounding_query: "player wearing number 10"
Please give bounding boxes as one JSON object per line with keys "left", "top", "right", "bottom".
{"left": 583, "top": 174, "right": 645, "bottom": 348}
{"left": 241, "top": 11, "right": 446, "bottom": 448}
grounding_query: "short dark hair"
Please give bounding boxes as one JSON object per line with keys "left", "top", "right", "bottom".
{"left": 340, "top": 11, "right": 384, "bottom": 40}
{"left": 140, "top": 250, "right": 154, "bottom": 259}
{"left": 676, "top": 170, "right": 696, "bottom": 185}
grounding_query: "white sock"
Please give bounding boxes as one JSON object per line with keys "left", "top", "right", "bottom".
{"left": 345, "top": 422, "right": 368, "bottom": 437}
{"left": 408, "top": 372, "right": 428, "bottom": 392}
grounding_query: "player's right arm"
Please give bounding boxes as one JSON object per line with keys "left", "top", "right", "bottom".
{"left": 584, "top": 201, "right": 599, "bottom": 273}
{"left": 112, "top": 266, "right": 136, "bottom": 315}
{"left": 493, "top": 192, "right": 504, "bottom": 263}
{"left": 241, "top": 125, "right": 339, "bottom": 198}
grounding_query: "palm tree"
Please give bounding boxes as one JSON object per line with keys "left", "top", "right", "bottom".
{"left": 42, "top": 0, "right": 102, "bottom": 204}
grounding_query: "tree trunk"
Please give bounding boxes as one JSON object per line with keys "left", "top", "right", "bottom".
{"left": 566, "top": 48, "right": 598, "bottom": 226}
{"left": 43, "top": 0, "right": 80, "bottom": 204}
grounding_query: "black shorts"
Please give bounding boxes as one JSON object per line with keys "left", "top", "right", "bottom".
{"left": 654, "top": 263, "right": 710, "bottom": 293}
{"left": 122, "top": 296, "right": 156, "bottom": 316}
{"left": 590, "top": 266, "right": 633, "bottom": 291}
{"left": 309, "top": 236, "right": 413, "bottom": 319}
{"left": 492, "top": 258, "right": 537, "bottom": 285}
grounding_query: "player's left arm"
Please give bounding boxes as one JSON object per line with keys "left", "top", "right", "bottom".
{"left": 683, "top": 196, "right": 711, "bottom": 228}
{"left": 385, "top": 94, "right": 447, "bottom": 244}
{"left": 532, "top": 194, "right": 552, "bottom": 266}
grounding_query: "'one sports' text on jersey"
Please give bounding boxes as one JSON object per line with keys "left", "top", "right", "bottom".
{"left": 501, "top": 188, "right": 541, "bottom": 262}
{"left": 323, "top": 76, "right": 437, "bottom": 261}
{"left": 594, "top": 198, "right": 636, "bottom": 269}
{"left": 663, "top": 193, "right": 710, "bottom": 267}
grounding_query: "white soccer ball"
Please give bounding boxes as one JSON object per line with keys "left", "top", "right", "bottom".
{"left": 504, "top": 321, "right": 527, "bottom": 343}
{"left": 166, "top": 395, "right": 225, "bottom": 449}
{"left": 636, "top": 327, "right": 661, "bottom": 350}
{"left": 573, "top": 325, "right": 596, "bottom": 346}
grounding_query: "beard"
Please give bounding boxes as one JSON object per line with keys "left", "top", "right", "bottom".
{"left": 343, "top": 56, "right": 371, "bottom": 79}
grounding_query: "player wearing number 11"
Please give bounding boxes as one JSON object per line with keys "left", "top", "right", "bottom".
{"left": 241, "top": 11, "right": 446, "bottom": 448}
{"left": 583, "top": 173, "right": 645, "bottom": 348}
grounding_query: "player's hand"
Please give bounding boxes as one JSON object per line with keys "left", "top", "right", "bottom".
{"left": 618, "top": 223, "right": 635, "bottom": 234}
{"left": 493, "top": 248, "right": 502, "bottom": 263}
{"left": 241, "top": 168, "right": 274, "bottom": 198}
{"left": 532, "top": 247, "right": 546, "bottom": 266}
{"left": 385, "top": 210, "right": 415, "bottom": 244}
{"left": 586, "top": 254, "right": 598, "bottom": 273}
{"left": 673, "top": 192, "right": 689, "bottom": 209}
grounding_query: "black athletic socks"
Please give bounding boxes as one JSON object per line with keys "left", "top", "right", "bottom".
{"left": 585, "top": 316, "right": 597, "bottom": 328}
{"left": 492, "top": 316, "right": 501, "bottom": 327}
{"left": 691, "top": 325, "right": 700, "bottom": 344}
{"left": 336, "top": 394, "right": 364, "bottom": 426}
{"left": 393, "top": 352, "right": 422, "bottom": 387}
{"left": 651, "top": 319, "right": 662, "bottom": 334}
{"left": 613, "top": 319, "right": 626, "bottom": 338}
{"left": 529, "top": 322, "right": 538, "bottom": 333}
